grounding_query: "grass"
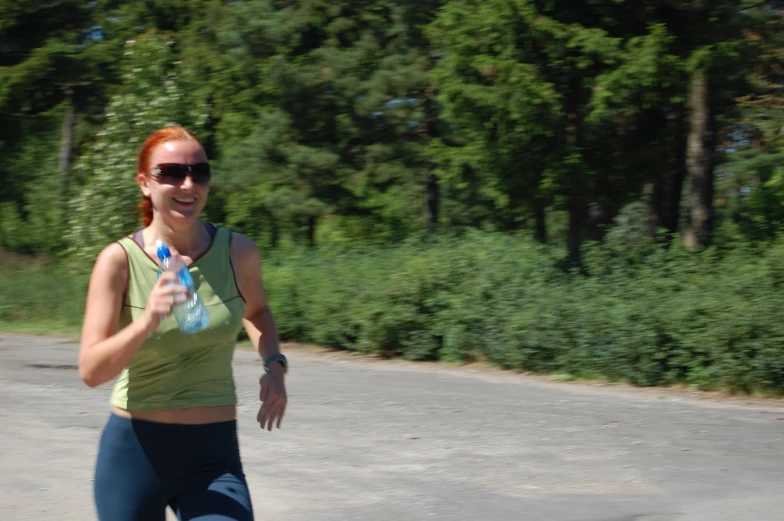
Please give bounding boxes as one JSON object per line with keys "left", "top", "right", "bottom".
{"left": 0, "top": 320, "right": 81, "bottom": 339}
{"left": 0, "top": 259, "right": 87, "bottom": 331}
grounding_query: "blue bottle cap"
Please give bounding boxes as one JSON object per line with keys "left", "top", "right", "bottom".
{"left": 155, "top": 239, "right": 172, "bottom": 260}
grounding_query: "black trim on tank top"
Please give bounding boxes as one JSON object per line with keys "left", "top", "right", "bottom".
{"left": 115, "top": 239, "right": 131, "bottom": 307}
{"left": 131, "top": 222, "right": 218, "bottom": 268}
{"left": 119, "top": 225, "right": 244, "bottom": 311}
{"left": 227, "top": 231, "right": 247, "bottom": 303}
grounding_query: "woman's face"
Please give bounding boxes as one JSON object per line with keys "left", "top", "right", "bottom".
{"left": 138, "top": 139, "right": 210, "bottom": 226}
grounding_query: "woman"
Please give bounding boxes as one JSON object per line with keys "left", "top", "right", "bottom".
{"left": 78, "top": 126, "right": 287, "bottom": 521}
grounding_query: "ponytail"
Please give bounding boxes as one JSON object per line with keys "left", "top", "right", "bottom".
{"left": 138, "top": 196, "right": 153, "bottom": 227}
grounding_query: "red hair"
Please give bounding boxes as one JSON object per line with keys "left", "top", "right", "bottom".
{"left": 137, "top": 126, "right": 205, "bottom": 227}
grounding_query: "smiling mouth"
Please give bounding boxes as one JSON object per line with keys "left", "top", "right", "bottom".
{"left": 173, "top": 197, "right": 196, "bottom": 205}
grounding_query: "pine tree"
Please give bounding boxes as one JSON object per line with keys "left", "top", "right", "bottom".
{"left": 719, "top": 1, "right": 784, "bottom": 241}
{"left": 213, "top": 0, "right": 438, "bottom": 246}
{"left": 426, "top": 0, "right": 633, "bottom": 263}
{"left": 0, "top": 0, "right": 117, "bottom": 253}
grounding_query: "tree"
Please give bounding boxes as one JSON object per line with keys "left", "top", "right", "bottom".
{"left": 673, "top": 0, "right": 762, "bottom": 250}
{"left": 65, "top": 34, "right": 208, "bottom": 264}
{"left": 212, "top": 0, "right": 439, "bottom": 247}
{"left": 0, "top": 0, "right": 123, "bottom": 253}
{"left": 427, "top": 0, "right": 663, "bottom": 264}
{"left": 718, "top": 1, "right": 784, "bottom": 242}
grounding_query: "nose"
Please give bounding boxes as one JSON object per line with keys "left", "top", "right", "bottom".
{"left": 180, "top": 173, "right": 194, "bottom": 190}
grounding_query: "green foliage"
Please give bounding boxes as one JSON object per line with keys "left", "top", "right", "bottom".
{"left": 261, "top": 231, "right": 784, "bottom": 394}
{"left": 0, "top": 252, "right": 87, "bottom": 330}
{"left": 423, "top": 0, "right": 688, "bottom": 251}
{"left": 2, "top": 0, "right": 784, "bottom": 397}
{"left": 210, "top": 0, "right": 436, "bottom": 246}
{"left": 64, "top": 34, "right": 209, "bottom": 265}
{"left": 3, "top": 227, "right": 784, "bottom": 394}
{"left": 718, "top": 2, "right": 784, "bottom": 242}
{"left": 2, "top": 0, "right": 781, "bottom": 255}
{"left": 0, "top": 104, "right": 66, "bottom": 254}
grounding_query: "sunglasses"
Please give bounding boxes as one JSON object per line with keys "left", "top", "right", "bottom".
{"left": 151, "top": 162, "right": 212, "bottom": 185}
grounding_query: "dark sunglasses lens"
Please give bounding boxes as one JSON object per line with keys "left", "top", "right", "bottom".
{"left": 190, "top": 163, "right": 212, "bottom": 184}
{"left": 156, "top": 164, "right": 186, "bottom": 180}
{"left": 154, "top": 163, "right": 211, "bottom": 184}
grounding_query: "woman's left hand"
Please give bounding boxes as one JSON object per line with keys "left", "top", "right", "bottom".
{"left": 258, "top": 366, "right": 287, "bottom": 431}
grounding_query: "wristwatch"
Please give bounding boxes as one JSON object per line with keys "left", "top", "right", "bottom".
{"left": 264, "top": 353, "right": 288, "bottom": 374}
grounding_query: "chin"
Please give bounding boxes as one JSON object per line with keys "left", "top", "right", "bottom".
{"left": 165, "top": 209, "right": 203, "bottom": 226}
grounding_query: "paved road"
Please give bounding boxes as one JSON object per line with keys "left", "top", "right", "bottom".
{"left": 1, "top": 333, "right": 783, "bottom": 521}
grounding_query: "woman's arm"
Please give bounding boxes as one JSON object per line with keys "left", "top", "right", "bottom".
{"left": 231, "top": 232, "right": 287, "bottom": 430}
{"left": 77, "top": 243, "right": 183, "bottom": 388}
{"left": 231, "top": 232, "right": 283, "bottom": 367}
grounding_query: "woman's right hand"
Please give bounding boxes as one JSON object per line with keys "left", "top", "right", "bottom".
{"left": 141, "top": 271, "right": 189, "bottom": 331}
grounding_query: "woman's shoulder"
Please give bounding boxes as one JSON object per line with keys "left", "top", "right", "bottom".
{"left": 226, "top": 229, "right": 260, "bottom": 257}
{"left": 220, "top": 227, "right": 263, "bottom": 275}
{"left": 212, "top": 224, "right": 256, "bottom": 252}
{"left": 88, "top": 240, "right": 130, "bottom": 288}
{"left": 101, "top": 240, "right": 131, "bottom": 264}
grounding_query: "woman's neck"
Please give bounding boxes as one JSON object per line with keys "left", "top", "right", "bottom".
{"left": 144, "top": 220, "right": 210, "bottom": 259}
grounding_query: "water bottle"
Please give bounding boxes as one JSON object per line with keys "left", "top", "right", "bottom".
{"left": 155, "top": 239, "right": 210, "bottom": 334}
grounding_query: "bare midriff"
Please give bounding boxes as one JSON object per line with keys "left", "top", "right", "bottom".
{"left": 110, "top": 404, "right": 237, "bottom": 424}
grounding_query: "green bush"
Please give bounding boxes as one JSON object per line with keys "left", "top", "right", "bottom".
{"left": 2, "top": 230, "right": 784, "bottom": 395}
{"left": 263, "top": 231, "right": 784, "bottom": 394}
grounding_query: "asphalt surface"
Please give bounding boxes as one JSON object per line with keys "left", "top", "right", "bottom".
{"left": 1, "top": 332, "right": 783, "bottom": 521}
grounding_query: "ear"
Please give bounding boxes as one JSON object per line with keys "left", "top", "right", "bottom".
{"left": 137, "top": 171, "right": 152, "bottom": 198}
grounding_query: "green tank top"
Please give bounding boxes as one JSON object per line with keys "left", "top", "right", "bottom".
{"left": 110, "top": 225, "right": 246, "bottom": 411}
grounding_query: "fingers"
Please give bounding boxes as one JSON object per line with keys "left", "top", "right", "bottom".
{"left": 259, "top": 404, "right": 284, "bottom": 431}
{"left": 257, "top": 373, "right": 286, "bottom": 431}
{"left": 258, "top": 400, "right": 277, "bottom": 430}
{"left": 257, "top": 393, "right": 287, "bottom": 431}
{"left": 153, "top": 286, "right": 188, "bottom": 310}
{"left": 159, "top": 283, "right": 189, "bottom": 296}
{"left": 152, "top": 297, "right": 177, "bottom": 319}
{"left": 157, "top": 270, "right": 189, "bottom": 288}
{"left": 157, "top": 270, "right": 180, "bottom": 285}
{"left": 145, "top": 272, "right": 190, "bottom": 326}
{"left": 155, "top": 272, "right": 189, "bottom": 300}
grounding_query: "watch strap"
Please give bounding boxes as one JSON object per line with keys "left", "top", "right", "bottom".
{"left": 264, "top": 353, "right": 288, "bottom": 373}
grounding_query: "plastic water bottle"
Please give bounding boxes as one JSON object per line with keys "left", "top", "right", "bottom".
{"left": 155, "top": 239, "right": 210, "bottom": 334}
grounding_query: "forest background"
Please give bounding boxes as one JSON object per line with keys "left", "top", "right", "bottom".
{"left": 1, "top": 0, "right": 783, "bottom": 395}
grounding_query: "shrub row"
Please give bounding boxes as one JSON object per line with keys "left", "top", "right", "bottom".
{"left": 2, "top": 231, "right": 783, "bottom": 394}
{"left": 264, "top": 232, "right": 784, "bottom": 394}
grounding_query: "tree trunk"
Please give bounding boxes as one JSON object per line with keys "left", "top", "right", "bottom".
{"left": 563, "top": 84, "right": 584, "bottom": 267}
{"left": 426, "top": 172, "right": 439, "bottom": 232}
{"left": 533, "top": 198, "right": 547, "bottom": 243}
{"left": 307, "top": 216, "right": 316, "bottom": 247}
{"left": 683, "top": 69, "right": 716, "bottom": 250}
{"left": 584, "top": 201, "right": 609, "bottom": 242}
{"left": 566, "top": 191, "right": 585, "bottom": 268}
{"left": 270, "top": 217, "right": 279, "bottom": 249}
{"left": 649, "top": 106, "right": 687, "bottom": 241}
{"left": 57, "top": 93, "right": 75, "bottom": 199}
{"left": 666, "top": 108, "right": 687, "bottom": 236}
{"left": 644, "top": 181, "right": 660, "bottom": 238}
